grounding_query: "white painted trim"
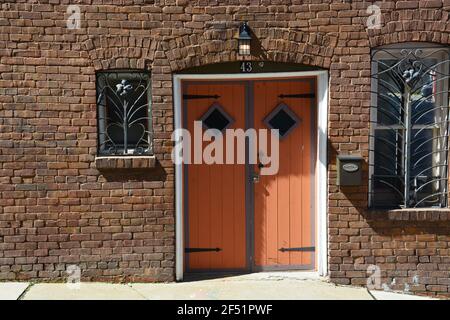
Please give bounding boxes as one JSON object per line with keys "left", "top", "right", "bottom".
{"left": 316, "top": 72, "right": 329, "bottom": 277}
{"left": 173, "top": 71, "right": 329, "bottom": 281}
{"left": 174, "top": 77, "right": 184, "bottom": 282}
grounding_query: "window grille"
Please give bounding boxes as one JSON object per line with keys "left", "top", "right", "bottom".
{"left": 96, "top": 71, "right": 152, "bottom": 156}
{"left": 370, "top": 44, "right": 450, "bottom": 208}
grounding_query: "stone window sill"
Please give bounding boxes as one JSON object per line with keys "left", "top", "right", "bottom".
{"left": 368, "top": 208, "right": 450, "bottom": 221}
{"left": 95, "top": 156, "right": 156, "bottom": 170}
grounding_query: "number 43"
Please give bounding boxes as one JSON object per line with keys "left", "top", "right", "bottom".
{"left": 240, "top": 62, "right": 253, "bottom": 73}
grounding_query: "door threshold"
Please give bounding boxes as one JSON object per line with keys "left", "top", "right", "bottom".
{"left": 182, "top": 271, "right": 251, "bottom": 282}
{"left": 181, "top": 270, "right": 319, "bottom": 282}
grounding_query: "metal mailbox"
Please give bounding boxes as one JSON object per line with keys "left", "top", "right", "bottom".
{"left": 337, "top": 155, "right": 363, "bottom": 186}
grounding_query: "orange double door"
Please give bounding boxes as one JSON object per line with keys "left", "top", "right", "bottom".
{"left": 183, "top": 78, "right": 316, "bottom": 272}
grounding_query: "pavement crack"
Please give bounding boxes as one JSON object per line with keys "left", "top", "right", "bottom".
{"left": 17, "top": 283, "right": 34, "bottom": 300}
{"left": 366, "top": 289, "right": 377, "bottom": 300}
{"left": 127, "top": 284, "right": 149, "bottom": 300}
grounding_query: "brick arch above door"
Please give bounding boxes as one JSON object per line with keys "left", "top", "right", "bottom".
{"left": 164, "top": 28, "right": 337, "bottom": 72}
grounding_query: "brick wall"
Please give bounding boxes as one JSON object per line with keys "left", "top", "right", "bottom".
{"left": 0, "top": 0, "right": 449, "bottom": 297}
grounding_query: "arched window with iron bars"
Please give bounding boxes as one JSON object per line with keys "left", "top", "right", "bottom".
{"left": 369, "top": 43, "right": 450, "bottom": 208}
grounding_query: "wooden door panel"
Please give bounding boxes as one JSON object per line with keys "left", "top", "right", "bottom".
{"left": 184, "top": 78, "right": 315, "bottom": 272}
{"left": 253, "top": 79, "right": 315, "bottom": 268}
{"left": 184, "top": 82, "right": 247, "bottom": 271}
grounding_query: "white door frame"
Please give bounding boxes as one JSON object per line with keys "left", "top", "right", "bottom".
{"left": 173, "top": 71, "right": 329, "bottom": 281}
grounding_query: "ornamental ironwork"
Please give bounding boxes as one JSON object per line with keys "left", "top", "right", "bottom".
{"left": 96, "top": 71, "right": 152, "bottom": 156}
{"left": 369, "top": 46, "right": 450, "bottom": 208}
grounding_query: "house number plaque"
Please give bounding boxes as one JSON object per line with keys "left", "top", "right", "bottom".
{"left": 240, "top": 61, "right": 253, "bottom": 73}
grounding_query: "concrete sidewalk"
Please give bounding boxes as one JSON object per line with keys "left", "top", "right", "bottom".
{"left": 0, "top": 272, "right": 439, "bottom": 300}
{"left": 0, "top": 282, "right": 30, "bottom": 300}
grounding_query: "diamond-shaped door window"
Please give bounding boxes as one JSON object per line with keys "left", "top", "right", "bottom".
{"left": 200, "top": 103, "right": 234, "bottom": 132}
{"left": 263, "top": 103, "right": 301, "bottom": 139}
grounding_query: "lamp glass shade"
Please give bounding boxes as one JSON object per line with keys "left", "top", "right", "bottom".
{"left": 239, "top": 39, "right": 251, "bottom": 56}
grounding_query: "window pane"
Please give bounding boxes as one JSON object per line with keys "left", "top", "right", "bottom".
{"left": 410, "top": 129, "right": 433, "bottom": 177}
{"left": 411, "top": 58, "right": 438, "bottom": 126}
{"left": 200, "top": 103, "right": 234, "bottom": 132}
{"left": 411, "top": 128, "right": 447, "bottom": 207}
{"left": 373, "top": 129, "right": 403, "bottom": 175}
{"left": 263, "top": 103, "right": 300, "bottom": 139}
{"left": 371, "top": 129, "right": 404, "bottom": 208}
{"left": 371, "top": 176, "right": 404, "bottom": 208}
{"left": 377, "top": 60, "right": 403, "bottom": 126}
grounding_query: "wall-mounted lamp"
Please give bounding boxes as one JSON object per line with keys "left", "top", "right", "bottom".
{"left": 238, "top": 22, "right": 252, "bottom": 56}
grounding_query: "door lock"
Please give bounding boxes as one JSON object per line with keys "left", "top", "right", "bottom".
{"left": 251, "top": 173, "right": 260, "bottom": 183}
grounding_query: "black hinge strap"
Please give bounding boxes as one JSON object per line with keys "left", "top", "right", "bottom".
{"left": 185, "top": 247, "right": 222, "bottom": 253}
{"left": 183, "top": 94, "right": 221, "bottom": 100}
{"left": 279, "top": 247, "right": 315, "bottom": 252}
{"left": 278, "top": 93, "right": 315, "bottom": 99}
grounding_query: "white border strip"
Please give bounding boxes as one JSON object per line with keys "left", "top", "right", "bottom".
{"left": 174, "top": 76, "right": 184, "bottom": 281}
{"left": 173, "top": 71, "right": 329, "bottom": 281}
{"left": 316, "top": 71, "right": 329, "bottom": 277}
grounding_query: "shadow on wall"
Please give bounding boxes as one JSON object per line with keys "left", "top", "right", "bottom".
{"left": 367, "top": 219, "right": 450, "bottom": 236}
{"left": 99, "top": 160, "right": 168, "bottom": 182}
{"left": 329, "top": 143, "right": 450, "bottom": 236}
{"left": 250, "top": 28, "right": 268, "bottom": 60}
